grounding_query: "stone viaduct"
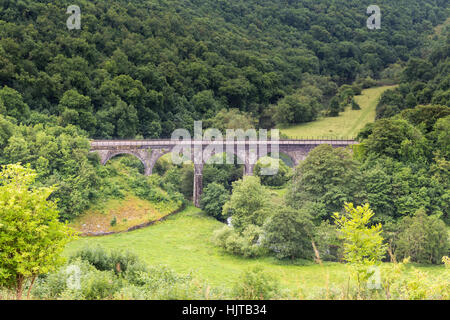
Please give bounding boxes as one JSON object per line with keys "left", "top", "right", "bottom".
{"left": 90, "top": 139, "right": 358, "bottom": 207}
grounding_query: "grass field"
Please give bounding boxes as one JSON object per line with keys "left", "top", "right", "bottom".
{"left": 279, "top": 85, "right": 397, "bottom": 139}
{"left": 65, "top": 205, "right": 447, "bottom": 295}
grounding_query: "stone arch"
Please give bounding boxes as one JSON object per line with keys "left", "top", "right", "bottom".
{"left": 147, "top": 148, "right": 173, "bottom": 175}
{"left": 254, "top": 151, "right": 297, "bottom": 168}
{"left": 278, "top": 145, "right": 318, "bottom": 167}
{"left": 202, "top": 149, "right": 245, "bottom": 166}
{"left": 279, "top": 152, "right": 297, "bottom": 168}
{"left": 202, "top": 149, "right": 249, "bottom": 177}
{"left": 102, "top": 150, "right": 145, "bottom": 165}
{"left": 95, "top": 149, "right": 152, "bottom": 175}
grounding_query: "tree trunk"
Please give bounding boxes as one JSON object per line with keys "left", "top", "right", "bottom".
{"left": 311, "top": 240, "right": 322, "bottom": 265}
{"left": 16, "top": 275, "right": 24, "bottom": 300}
{"left": 27, "top": 275, "right": 37, "bottom": 300}
{"left": 387, "top": 243, "right": 397, "bottom": 264}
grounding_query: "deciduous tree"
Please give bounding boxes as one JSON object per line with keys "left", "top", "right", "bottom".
{"left": 0, "top": 164, "right": 76, "bottom": 299}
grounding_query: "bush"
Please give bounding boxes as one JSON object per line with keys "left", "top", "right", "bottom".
{"left": 222, "top": 176, "right": 272, "bottom": 232}
{"left": 69, "top": 246, "right": 111, "bottom": 271}
{"left": 327, "top": 97, "right": 340, "bottom": 117}
{"left": 380, "top": 259, "right": 450, "bottom": 300}
{"left": 32, "top": 248, "right": 222, "bottom": 300}
{"left": 162, "top": 164, "right": 194, "bottom": 199}
{"left": 254, "top": 157, "right": 292, "bottom": 187}
{"left": 153, "top": 157, "right": 171, "bottom": 176}
{"left": 356, "top": 77, "right": 378, "bottom": 89}
{"left": 351, "top": 98, "right": 361, "bottom": 110}
{"left": 212, "top": 225, "right": 267, "bottom": 258}
{"left": 81, "top": 269, "right": 120, "bottom": 300}
{"left": 232, "top": 267, "right": 281, "bottom": 300}
{"left": 272, "top": 93, "right": 319, "bottom": 125}
{"left": 118, "top": 155, "right": 145, "bottom": 174}
{"left": 262, "top": 207, "right": 314, "bottom": 260}
{"left": 313, "top": 221, "right": 343, "bottom": 262}
{"left": 200, "top": 182, "right": 230, "bottom": 221}
{"left": 31, "top": 258, "right": 116, "bottom": 300}
{"left": 351, "top": 84, "right": 363, "bottom": 96}
{"left": 69, "top": 246, "right": 140, "bottom": 274}
{"left": 394, "top": 209, "right": 449, "bottom": 264}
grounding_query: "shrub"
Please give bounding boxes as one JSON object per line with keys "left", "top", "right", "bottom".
{"left": 351, "top": 98, "right": 361, "bottom": 110}
{"left": 81, "top": 269, "right": 120, "bottom": 300}
{"left": 381, "top": 259, "right": 450, "bottom": 300}
{"left": 123, "top": 265, "right": 222, "bottom": 300}
{"left": 118, "top": 155, "right": 145, "bottom": 174}
{"left": 212, "top": 225, "right": 267, "bottom": 258}
{"left": 357, "top": 77, "right": 378, "bottom": 89}
{"left": 32, "top": 248, "right": 221, "bottom": 300}
{"left": 262, "top": 207, "right": 314, "bottom": 260}
{"left": 222, "top": 176, "right": 272, "bottom": 232}
{"left": 313, "top": 221, "right": 343, "bottom": 262}
{"left": 232, "top": 267, "right": 281, "bottom": 300}
{"left": 200, "top": 182, "right": 229, "bottom": 221}
{"left": 31, "top": 258, "right": 109, "bottom": 300}
{"left": 162, "top": 164, "right": 194, "bottom": 199}
{"left": 254, "top": 157, "right": 292, "bottom": 187}
{"left": 351, "top": 84, "right": 363, "bottom": 96}
{"left": 327, "top": 97, "right": 340, "bottom": 117}
{"left": 70, "top": 246, "right": 112, "bottom": 271}
{"left": 69, "top": 246, "right": 140, "bottom": 274}
{"left": 32, "top": 259, "right": 121, "bottom": 300}
{"left": 153, "top": 157, "right": 171, "bottom": 175}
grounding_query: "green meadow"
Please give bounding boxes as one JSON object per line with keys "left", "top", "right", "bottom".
{"left": 280, "top": 86, "right": 397, "bottom": 139}
{"left": 65, "top": 205, "right": 446, "bottom": 295}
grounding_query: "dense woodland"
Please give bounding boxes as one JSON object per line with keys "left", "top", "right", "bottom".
{"left": 0, "top": 0, "right": 448, "bottom": 136}
{"left": 0, "top": 0, "right": 449, "bottom": 300}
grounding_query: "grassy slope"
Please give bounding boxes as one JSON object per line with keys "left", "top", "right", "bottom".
{"left": 65, "top": 206, "right": 446, "bottom": 294}
{"left": 280, "top": 85, "right": 397, "bottom": 139}
{"left": 69, "top": 195, "right": 179, "bottom": 234}
{"left": 69, "top": 156, "right": 181, "bottom": 234}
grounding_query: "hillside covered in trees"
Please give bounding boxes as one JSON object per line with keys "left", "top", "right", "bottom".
{"left": 0, "top": 0, "right": 448, "bottom": 138}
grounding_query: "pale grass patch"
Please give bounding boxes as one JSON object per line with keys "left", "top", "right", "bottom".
{"left": 280, "top": 85, "right": 397, "bottom": 139}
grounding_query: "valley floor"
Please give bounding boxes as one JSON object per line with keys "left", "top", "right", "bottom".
{"left": 65, "top": 206, "right": 446, "bottom": 296}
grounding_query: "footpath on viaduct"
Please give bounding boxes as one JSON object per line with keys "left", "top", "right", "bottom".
{"left": 90, "top": 139, "right": 358, "bottom": 207}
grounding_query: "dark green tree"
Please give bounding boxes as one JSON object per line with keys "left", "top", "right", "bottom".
{"left": 200, "top": 182, "right": 230, "bottom": 221}
{"left": 286, "top": 144, "right": 364, "bottom": 219}
{"left": 351, "top": 98, "right": 361, "bottom": 110}
{"left": 395, "top": 209, "right": 449, "bottom": 264}
{"left": 262, "top": 207, "right": 314, "bottom": 260}
{"left": 328, "top": 97, "right": 340, "bottom": 117}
